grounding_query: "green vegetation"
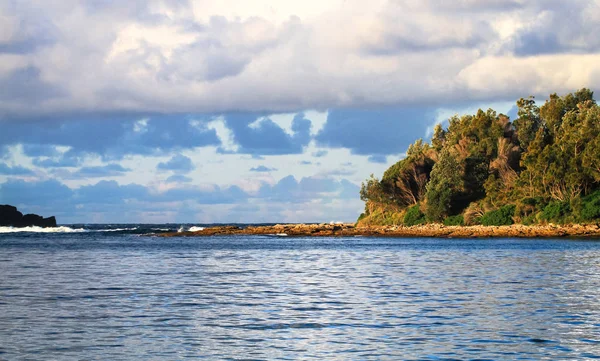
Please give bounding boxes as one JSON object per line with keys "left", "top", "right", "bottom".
{"left": 480, "top": 205, "right": 515, "bottom": 226}
{"left": 403, "top": 205, "right": 426, "bottom": 226}
{"left": 443, "top": 215, "right": 465, "bottom": 226}
{"left": 358, "top": 89, "right": 600, "bottom": 226}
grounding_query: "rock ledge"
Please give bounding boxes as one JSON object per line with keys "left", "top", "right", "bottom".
{"left": 159, "top": 223, "right": 600, "bottom": 238}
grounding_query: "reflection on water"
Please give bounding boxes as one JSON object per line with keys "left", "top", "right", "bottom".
{"left": 1, "top": 235, "right": 600, "bottom": 360}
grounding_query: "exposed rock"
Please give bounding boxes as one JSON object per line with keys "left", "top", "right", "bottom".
{"left": 0, "top": 205, "right": 57, "bottom": 228}
{"left": 159, "top": 223, "right": 600, "bottom": 238}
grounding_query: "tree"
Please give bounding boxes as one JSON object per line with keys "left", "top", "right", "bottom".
{"left": 514, "top": 96, "right": 541, "bottom": 149}
{"left": 357, "top": 88, "right": 600, "bottom": 226}
{"left": 431, "top": 123, "right": 446, "bottom": 152}
{"left": 425, "top": 150, "right": 463, "bottom": 221}
{"left": 360, "top": 174, "right": 388, "bottom": 215}
{"left": 381, "top": 139, "right": 435, "bottom": 207}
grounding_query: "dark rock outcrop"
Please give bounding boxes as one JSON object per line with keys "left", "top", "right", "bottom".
{"left": 0, "top": 205, "right": 57, "bottom": 228}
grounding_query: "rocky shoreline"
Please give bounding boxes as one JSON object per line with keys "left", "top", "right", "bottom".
{"left": 160, "top": 223, "right": 600, "bottom": 238}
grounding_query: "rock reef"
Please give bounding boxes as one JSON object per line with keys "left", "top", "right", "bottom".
{"left": 160, "top": 223, "right": 600, "bottom": 238}
{"left": 0, "top": 205, "right": 57, "bottom": 228}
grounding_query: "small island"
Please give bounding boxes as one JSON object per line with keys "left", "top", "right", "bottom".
{"left": 356, "top": 89, "right": 600, "bottom": 229}
{"left": 162, "top": 89, "right": 599, "bottom": 238}
{"left": 0, "top": 205, "right": 57, "bottom": 228}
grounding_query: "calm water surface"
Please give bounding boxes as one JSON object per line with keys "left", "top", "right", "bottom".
{"left": 1, "top": 226, "right": 600, "bottom": 360}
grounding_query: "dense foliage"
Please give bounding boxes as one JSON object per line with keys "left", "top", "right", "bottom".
{"left": 358, "top": 90, "right": 600, "bottom": 226}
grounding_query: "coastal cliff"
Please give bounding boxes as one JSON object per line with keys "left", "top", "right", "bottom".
{"left": 0, "top": 205, "right": 57, "bottom": 228}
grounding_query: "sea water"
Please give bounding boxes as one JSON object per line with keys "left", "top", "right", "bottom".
{"left": 1, "top": 225, "right": 600, "bottom": 360}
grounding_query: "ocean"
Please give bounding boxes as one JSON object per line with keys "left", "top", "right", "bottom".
{"left": 1, "top": 224, "right": 600, "bottom": 360}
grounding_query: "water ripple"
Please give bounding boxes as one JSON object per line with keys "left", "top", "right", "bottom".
{"left": 1, "top": 234, "right": 600, "bottom": 360}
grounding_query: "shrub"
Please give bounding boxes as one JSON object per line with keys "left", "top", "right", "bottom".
{"left": 443, "top": 215, "right": 464, "bottom": 226}
{"left": 581, "top": 190, "right": 600, "bottom": 221}
{"left": 404, "top": 204, "right": 426, "bottom": 226}
{"left": 515, "top": 197, "right": 544, "bottom": 218}
{"left": 540, "top": 201, "right": 571, "bottom": 223}
{"left": 464, "top": 202, "right": 484, "bottom": 225}
{"left": 522, "top": 213, "right": 537, "bottom": 225}
{"left": 357, "top": 208, "right": 404, "bottom": 226}
{"left": 357, "top": 213, "right": 366, "bottom": 223}
{"left": 480, "top": 205, "right": 516, "bottom": 226}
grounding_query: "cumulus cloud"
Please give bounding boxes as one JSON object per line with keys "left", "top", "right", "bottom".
{"left": 1, "top": 0, "right": 597, "bottom": 222}
{"left": 0, "top": 174, "right": 361, "bottom": 222}
{"left": 222, "top": 113, "right": 312, "bottom": 155}
{"left": 0, "top": 0, "right": 597, "bottom": 117}
{"left": 0, "top": 114, "right": 221, "bottom": 159}
{"left": 157, "top": 154, "right": 195, "bottom": 173}
{"left": 508, "top": 0, "right": 600, "bottom": 56}
{"left": 316, "top": 107, "right": 435, "bottom": 156}
{"left": 70, "top": 163, "right": 131, "bottom": 178}
{"left": 250, "top": 165, "right": 277, "bottom": 172}
{"left": 258, "top": 175, "right": 359, "bottom": 203}
{"left": 312, "top": 150, "right": 328, "bottom": 157}
{"left": 0, "top": 162, "right": 35, "bottom": 175}
{"left": 166, "top": 174, "right": 193, "bottom": 183}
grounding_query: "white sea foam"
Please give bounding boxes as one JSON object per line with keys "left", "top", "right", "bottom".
{"left": 177, "top": 226, "right": 205, "bottom": 232}
{"left": 0, "top": 226, "right": 87, "bottom": 233}
{"left": 94, "top": 227, "right": 138, "bottom": 232}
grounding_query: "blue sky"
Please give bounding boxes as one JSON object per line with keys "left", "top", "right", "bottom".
{"left": 1, "top": 0, "right": 599, "bottom": 223}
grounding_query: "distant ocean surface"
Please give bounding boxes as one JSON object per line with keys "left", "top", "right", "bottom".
{"left": 1, "top": 225, "right": 600, "bottom": 360}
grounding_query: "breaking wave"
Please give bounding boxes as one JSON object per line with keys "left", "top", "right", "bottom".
{"left": 95, "top": 227, "right": 138, "bottom": 232}
{"left": 0, "top": 226, "right": 87, "bottom": 233}
{"left": 177, "top": 226, "right": 206, "bottom": 232}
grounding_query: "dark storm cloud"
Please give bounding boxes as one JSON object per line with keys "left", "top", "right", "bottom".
{"left": 157, "top": 154, "right": 195, "bottom": 173}
{"left": 315, "top": 107, "right": 434, "bottom": 156}
{"left": 223, "top": 113, "right": 312, "bottom": 156}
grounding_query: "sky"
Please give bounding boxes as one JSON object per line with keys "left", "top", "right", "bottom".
{"left": 1, "top": 0, "right": 600, "bottom": 223}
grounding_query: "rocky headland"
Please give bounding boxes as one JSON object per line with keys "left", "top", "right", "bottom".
{"left": 0, "top": 205, "right": 57, "bottom": 228}
{"left": 160, "top": 223, "right": 600, "bottom": 238}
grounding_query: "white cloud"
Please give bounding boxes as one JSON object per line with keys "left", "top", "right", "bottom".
{"left": 1, "top": 0, "right": 597, "bottom": 117}
{"left": 207, "top": 116, "right": 239, "bottom": 152}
